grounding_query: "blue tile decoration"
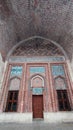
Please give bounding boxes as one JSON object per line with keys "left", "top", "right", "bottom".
{"left": 30, "top": 67, "right": 45, "bottom": 74}
{"left": 9, "top": 56, "right": 65, "bottom": 63}
{"left": 32, "top": 88, "right": 43, "bottom": 95}
{"left": 52, "top": 65, "right": 65, "bottom": 77}
{"left": 11, "top": 66, "right": 22, "bottom": 76}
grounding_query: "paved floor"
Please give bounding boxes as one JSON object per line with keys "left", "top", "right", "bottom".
{"left": 0, "top": 121, "right": 73, "bottom": 130}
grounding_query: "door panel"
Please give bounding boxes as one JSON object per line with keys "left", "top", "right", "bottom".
{"left": 32, "top": 95, "right": 43, "bottom": 118}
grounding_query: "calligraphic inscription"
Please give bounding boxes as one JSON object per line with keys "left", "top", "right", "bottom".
{"left": 52, "top": 65, "right": 65, "bottom": 77}
{"left": 9, "top": 56, "right": 65, "bottom": 63}
{"left": 11, "top": 66, "right": 22, "bottom": 76}
{"left": 32, "top": 88, "right": 43, "bottom": 95}
{"left": 30, "top": 67, "right": 45, "bottom": 74}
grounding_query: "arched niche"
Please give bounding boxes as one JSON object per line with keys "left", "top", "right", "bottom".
{"left": 9, "top": 77, "right": 20, "bottom": 91}
{"left": 54, "top": 76, "right": 66, "bottom": 90}
{"left": 31, "top": 75, "right": 44, "bottom": 88}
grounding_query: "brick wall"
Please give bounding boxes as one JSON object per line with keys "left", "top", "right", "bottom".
{"left": 0, "top": 61, "right": 73, "bottom": 113}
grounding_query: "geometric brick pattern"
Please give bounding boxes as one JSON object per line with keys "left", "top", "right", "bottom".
{"left": 12, "top": 38, "right": 64, "bottom": 56}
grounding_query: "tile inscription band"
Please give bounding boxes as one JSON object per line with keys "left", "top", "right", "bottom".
{"left": 9, "top": 56, "right": 65, "bottom": 62}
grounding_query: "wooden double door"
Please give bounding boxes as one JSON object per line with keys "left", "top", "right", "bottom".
{"left": 32, "top": 95, "right": 43, "bottom": 119}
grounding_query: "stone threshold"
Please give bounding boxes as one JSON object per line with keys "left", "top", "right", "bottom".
{"left": 0, "top": 112, "right": 73, "bottom": 123}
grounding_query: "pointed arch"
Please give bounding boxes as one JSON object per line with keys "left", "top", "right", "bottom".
{"left": 9, "top": 76, "right": 20, "bottom": 90}
{"left": 30, "top": 74, "right": 45, "bottom": 87}
{"left": 54, "top": 75, "right": 66, "bottom": 90}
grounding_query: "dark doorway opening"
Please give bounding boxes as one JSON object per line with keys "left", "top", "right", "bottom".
{"left": 5, "top": 91, "right": 18, "bottom": 112}
{"left": 57, "top": 90, "right": 71, "bottom": 111}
